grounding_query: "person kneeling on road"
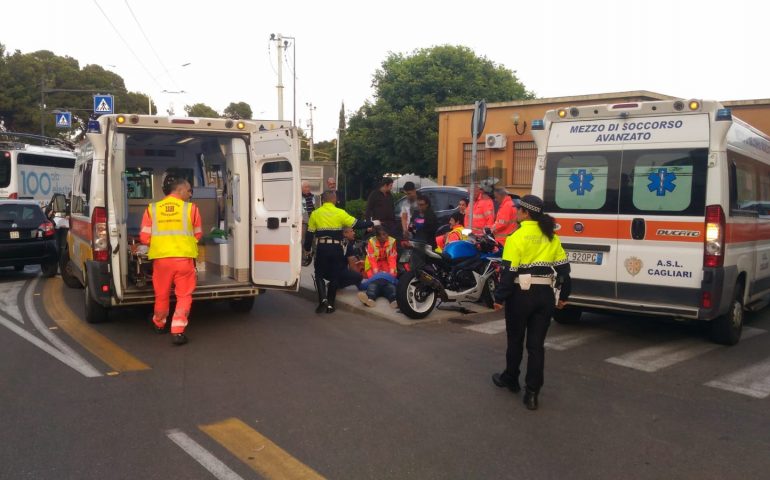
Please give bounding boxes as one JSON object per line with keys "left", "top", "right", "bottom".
{"left": 358, "top": 225, "right": 399, "bottom": 309}
{"left": 304, "top": 191, "right": 375, "bottom": 314}
{"left": 140, "top": 175, "right": 202, "bottom": 346}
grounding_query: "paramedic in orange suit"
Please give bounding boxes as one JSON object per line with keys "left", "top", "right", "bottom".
{"left": 139, "top": 177, "right": 202, "bottom": 346}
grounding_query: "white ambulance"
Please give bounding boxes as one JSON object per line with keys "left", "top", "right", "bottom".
{"left": 57, "top": 114, "right": 302, "bottom": 323}
{"left": 530, "top": 99, "right": 770, "bottom": 344}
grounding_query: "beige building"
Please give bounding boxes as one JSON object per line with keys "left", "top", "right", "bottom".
{"left": 436, "top": 91, "right": 770, "bottom": 197}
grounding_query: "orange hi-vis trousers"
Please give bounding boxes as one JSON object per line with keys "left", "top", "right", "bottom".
{"left": 151, "top": 258, "right": 196, "bottom": 334}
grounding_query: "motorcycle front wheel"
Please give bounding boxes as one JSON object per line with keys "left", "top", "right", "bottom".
{"left": 396, "top": 271, "right": 438, "bottom": 319}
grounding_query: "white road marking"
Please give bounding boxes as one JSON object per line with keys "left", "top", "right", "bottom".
{"left": 465, "top": 319, "right": 506, "bottom": 335}
{"left": 545, "top": 330, "right": 613, "bottom": 351}
{"left": 21, "top": 277, "right": 102, "bottom": 377}
{"left": 0, "top": 314, "right": 101, "bottom": 377}
{"left": 0, "top": 279, "right": 26, "bottom": 324}
{"left": 605, "top": 327, "right": 766, "bottom": 373}
{"left": 705, "top": 358, "right": 770, "bottom": 399}
{"left": 167, "top": 429, "right": 245, "bottom": 480}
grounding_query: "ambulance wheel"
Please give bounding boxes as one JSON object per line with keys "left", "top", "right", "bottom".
{"left": 229, "top": 296, "right": 256, "bottom": 313}
{"left": 85, "top": 281, "right": 109, "bottom": 324}
{"left": 711, "top": 284, "right": 743, "bottom": 346}
{"left": 59, "top": 246, "right": 83, "bottom": 289}
{"left": 553, "top": 306, "right": 582, "bottom": 324}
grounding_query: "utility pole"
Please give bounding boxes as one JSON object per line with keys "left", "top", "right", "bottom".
{"left": 40, "top": 78, "right": 46, "bottom": 136}
{"left": 270, "top": 33, "right": 285, "bottom": 121}
{"left": 306, "top": 102, "right": 316, "bottom": 161}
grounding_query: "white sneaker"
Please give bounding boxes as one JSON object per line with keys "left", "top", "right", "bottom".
{"left": 358, "top": 291, "right": 375, "bottom": 307}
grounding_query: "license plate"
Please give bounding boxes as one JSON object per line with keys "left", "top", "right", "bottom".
{"left": 10, "top": 231, "right": 19, "bottom": 239}
{"left": 567, "top": 250, "right": 602, "bottom": 265}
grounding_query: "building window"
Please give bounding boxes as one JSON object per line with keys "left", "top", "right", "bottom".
{"left": 461, "top": 142, "right": 487, "bottom": 184}
{"left": 512, "top": 141, "right": 537, "bottom": 186}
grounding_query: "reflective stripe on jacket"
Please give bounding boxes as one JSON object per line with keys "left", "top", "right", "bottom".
{"left": 365, "top": 236, "right": 397, "bottom": 278}
{"left": 493, "top": 196, "right": 518, "bottom": 244}
{"left": 141, "top": 195, "right": 202, "bottom": 260}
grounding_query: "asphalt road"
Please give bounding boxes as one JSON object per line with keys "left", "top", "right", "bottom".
{"left": 1, "top": 268, "right": 769, "bottom": 479}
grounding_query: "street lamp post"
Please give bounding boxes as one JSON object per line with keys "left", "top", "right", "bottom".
{"left": 269, "top": 34, "right": 296, "bottom": 126}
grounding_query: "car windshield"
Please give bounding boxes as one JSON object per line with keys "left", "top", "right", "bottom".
{"left": 0, "top": 204, "right": 44, "bottom": 224}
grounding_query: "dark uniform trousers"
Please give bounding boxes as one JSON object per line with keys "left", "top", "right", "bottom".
{"left": 314, "top": 243, "right": 360, "bottom": 305}
{"left": 504, "top": 284, "right": 555, "bottom": 393}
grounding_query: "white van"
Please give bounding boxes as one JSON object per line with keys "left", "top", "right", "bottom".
{"left": 58, "top": 114, "right": 302, "bottom": 323}
{"left": 530, "top": 100, "right": 770, "bottom": 344}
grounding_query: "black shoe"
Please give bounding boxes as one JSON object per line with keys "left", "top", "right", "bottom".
{"left": 523, "top": 389, "right": 538, "bottom": 410}
{"left": 326, "top": 305, "right": 336, "bottom": 314}
{"left": 172, "top": 333, "right": 188, "bottom": 346}
{"left": 315, "top": 300, "right": 328, "bottom": 314}
{"left": 492, "top": 373, "right": 521, "bottom": 393}
{"left": 153, "top": 325, "right": 167, "bottom": 334}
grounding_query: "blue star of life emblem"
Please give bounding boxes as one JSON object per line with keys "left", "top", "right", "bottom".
{"left": 648, "top": 168, "right": 677, "bottom": 196}
{"left": 569, "top": 169, "right": 594, "bottom": 196}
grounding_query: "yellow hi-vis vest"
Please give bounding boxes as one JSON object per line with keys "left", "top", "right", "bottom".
{"left": 147, "top": 196, "right": 198, "bottom": 260}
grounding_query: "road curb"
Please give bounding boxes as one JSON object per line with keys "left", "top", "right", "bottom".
{"left": 295, "top": 283, "right": 486, "bottom": 326}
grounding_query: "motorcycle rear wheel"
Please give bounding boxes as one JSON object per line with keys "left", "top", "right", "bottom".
{"left": 396, "top": 271, "right": 438, "bottom": 319}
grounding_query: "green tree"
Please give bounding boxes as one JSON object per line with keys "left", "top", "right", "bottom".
{"left": 342, "top": 45, "right": 534, "bottom": 197}
{"left": 184, "top": 103, "right": 219, "bottom": 118}
{"left": 0, "top": 44, "right": 151, "bottom": 137}
{"left": 223, "top": 101, "right": 253, "bottom": 120}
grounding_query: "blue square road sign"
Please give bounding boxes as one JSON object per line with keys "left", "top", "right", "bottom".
{"left": 55, "top": 112, "right": 71, "bottom": 129}
{"left": 93, "top": 94, "right": 114, "bottom": 114}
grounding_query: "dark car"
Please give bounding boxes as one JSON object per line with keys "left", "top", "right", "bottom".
{"left": 0, "top": 200, "right": 59, "bottom": 276}
{"left": 394, "top": 186, "right": 468, "bottom": 237}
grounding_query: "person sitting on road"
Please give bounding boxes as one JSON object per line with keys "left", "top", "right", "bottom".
{"left": 435, "top": 212, "right": 466, "bottom": 253}
{"left": 358, "top": 225, "right": 398, "bottom": 309}
{"left": 342, "top": 227, "right": 365, "bottom": 275}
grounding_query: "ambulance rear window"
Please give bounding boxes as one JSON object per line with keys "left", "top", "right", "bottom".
{"left": 544, "top": 151, "right": 618, "bottom": 214}
{"left": 619, "top": 148, "right": 707, "bottom": 216}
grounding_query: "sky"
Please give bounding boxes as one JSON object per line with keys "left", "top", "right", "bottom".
{"left": 4, "top": 0, "right": 768, "bottom": 141}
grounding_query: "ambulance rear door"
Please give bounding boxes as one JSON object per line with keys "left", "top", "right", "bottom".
{"left": 250, "top": 127, "right": 302, "bottom": 290}
{"left": 105, "top": 125, "right": 127, "bottom": 301}
{"left": 614, "top": 114, "right": 710, "bottom": 312}
{"left": 543, "top": 121, "right": 620, "bottom": 303}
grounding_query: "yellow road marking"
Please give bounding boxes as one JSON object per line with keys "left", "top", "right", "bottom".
{"left": 43, "top": 278, "right": 150, "bottom": 372}
{"left": 199, "top": 418, "right": 325, "bottom": 480}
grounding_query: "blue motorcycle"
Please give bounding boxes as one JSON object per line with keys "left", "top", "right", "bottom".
{"left": 396, "top": 229, "right": 502, "bottom": 319}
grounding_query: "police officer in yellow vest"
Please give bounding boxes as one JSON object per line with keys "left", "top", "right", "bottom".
{"left": 491, "top": 195, "right": 571, "bottom": 410}
{"left": 140, "top": 175, "right": 203, "bottom": 345}
{"left": 304, "top": 190, "right": 375, "bottom": 314}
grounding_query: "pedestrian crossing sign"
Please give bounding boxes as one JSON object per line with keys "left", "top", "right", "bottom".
{"left": 93, "top": 94, "right": 114, "bottom": 114}
{"left": 55, "top": 112, "right": 71, "bottom": 128}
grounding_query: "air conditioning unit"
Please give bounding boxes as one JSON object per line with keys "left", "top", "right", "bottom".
{"left": 485, "top": 133, "right": 507, "bottom": 149}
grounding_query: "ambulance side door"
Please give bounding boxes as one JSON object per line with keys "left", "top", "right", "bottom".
{"left": 250, "top": 128, "right": 301, "bottom": 289}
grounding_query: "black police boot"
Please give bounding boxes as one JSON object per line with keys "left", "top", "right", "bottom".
{"left": 326, "top": 285, "right": 337, "bottom": 314}
{"left": 314, "top": 277, "right": 328, "bottom": 314}
{"left": 492, "top": 372, "right": 521, "bottom": 393}
{"left": 523, "top": 388, "right": 538, "bottom": 410}
{"left": 172, "top": 333, "right": 188, "bottom": 346}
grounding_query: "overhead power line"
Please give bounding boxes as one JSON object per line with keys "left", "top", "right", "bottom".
{"left": 92, "top": 0, "right": 163, "bottom": 90}
{"left": 124, "top": 0, "right": 179, "bottom": 90}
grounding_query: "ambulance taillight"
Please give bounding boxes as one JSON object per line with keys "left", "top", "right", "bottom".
{"left": 704, "top": 205, "right": 725, "bottom": 267}
{"left": 92, "top": 207, "right": 109, "bottom": 262}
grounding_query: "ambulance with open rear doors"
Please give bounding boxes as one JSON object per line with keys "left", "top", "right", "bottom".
{"left": 58, "top": 114, "right": 302, "bottom": 323}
